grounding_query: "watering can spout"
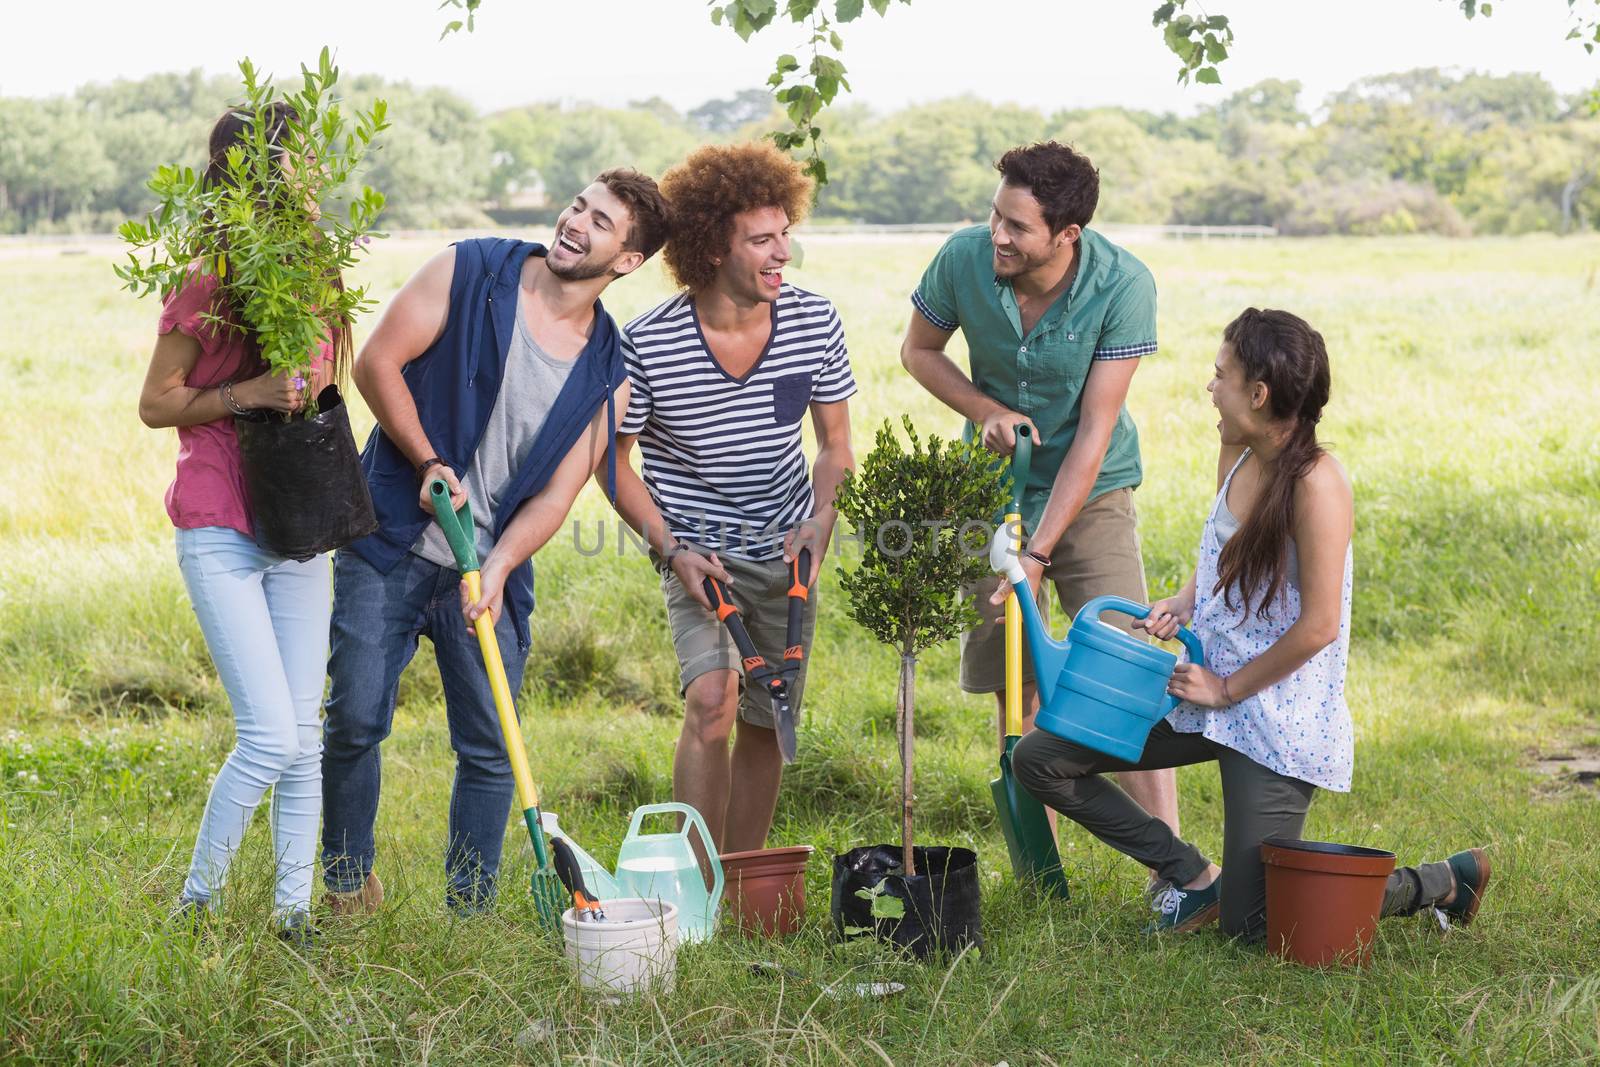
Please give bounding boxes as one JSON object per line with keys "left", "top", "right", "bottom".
{"left": 989, "top": 523, "right": 1072, "bottom": 704}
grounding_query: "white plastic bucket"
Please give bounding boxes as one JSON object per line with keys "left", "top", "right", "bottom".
{"left": 562, "top": 898, "right": 679, "bottom": 995}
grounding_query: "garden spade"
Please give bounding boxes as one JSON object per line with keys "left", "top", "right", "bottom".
{"left": 988, "top": 427, "right": 1069, "bottom": 899}
{"left": 429, "top": 478, "right": 565, "bottom": 930}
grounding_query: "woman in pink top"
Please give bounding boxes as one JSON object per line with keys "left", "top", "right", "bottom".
{"left": 138, "top": 103, "right": 340, "bottom": 946}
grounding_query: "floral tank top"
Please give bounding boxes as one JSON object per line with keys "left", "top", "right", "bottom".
{"left": 1166, "top": 450, "right": 1355, "bottom": 792}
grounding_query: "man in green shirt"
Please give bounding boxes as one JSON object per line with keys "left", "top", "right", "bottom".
{"left": 900, "top": 140, "right": 1181, "bottom": 875}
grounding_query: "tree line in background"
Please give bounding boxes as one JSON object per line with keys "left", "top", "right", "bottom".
{"left": 2, "top": 66, "right": 1597, "bottom": 236}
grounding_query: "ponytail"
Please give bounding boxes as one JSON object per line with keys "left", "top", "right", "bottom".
{"left": 1214, "top": 308, "right": 1331, "bottom": 618}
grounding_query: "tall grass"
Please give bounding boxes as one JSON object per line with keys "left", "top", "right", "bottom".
{"left": 2, "top": 234, "right": 1598, "bottom": 1063}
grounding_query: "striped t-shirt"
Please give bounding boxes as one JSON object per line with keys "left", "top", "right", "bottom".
{"left": 620, "top": 284, "right": 857, "bottom": 561}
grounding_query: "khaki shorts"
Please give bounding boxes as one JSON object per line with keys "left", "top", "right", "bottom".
{"left": 656, "top": 551, "right": 818, "bottom": 730}
{"left": 959, "top": 487, "right": 1149, "bottom": 694}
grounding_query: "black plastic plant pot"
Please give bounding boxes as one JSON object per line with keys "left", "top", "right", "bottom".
{"left": 831, "top": 844, "right": 983, "bottom": 959}
{"left": 234, "top": 385, "right": 377, "bottom": 561}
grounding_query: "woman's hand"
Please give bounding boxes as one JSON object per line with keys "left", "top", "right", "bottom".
{"left": 235, "top": 369, "right": 306, "bottom": 413}
{"left": 460, "top": 557, "right": 507, "bottom": 629}
{"left": 1134, "top": 591, "right": 1195, "bottom": 640}
{"left": 1167, "top": 663, "right": 1231, "bottom": 708}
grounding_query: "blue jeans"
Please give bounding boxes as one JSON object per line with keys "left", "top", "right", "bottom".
{"left": 320, "top": 549, "right": 530, "bottom": 910}
{"left": 176, "top": 527, "right": 330, "bottom": 919}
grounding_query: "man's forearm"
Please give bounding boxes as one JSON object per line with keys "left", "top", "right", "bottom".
{"left": 1028, "top": 448, "right": 1102, "bottom": 556}
{"left": 808, "top": 444, "right": 853, "bottom": 529}
{"left": 903, "top": 347, "right": 1005, "bottom": 425}
{"left": 487, "top": 494, "right": 568, "bottom": 569}
{"left": 355, "top": 359, "right": 438, "bottom": 469}
{"left": 1029, "top": 411, "right": 1120, "bottom": 554}
{"left": 608, "top": 465, "right": 678, "bottom": 556}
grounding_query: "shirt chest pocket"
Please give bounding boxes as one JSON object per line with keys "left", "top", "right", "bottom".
{"left": 769, "top": 372, "right": 814, "bottom": 425}
{"left": 1029, "top": 327, "right": 1098, "bottom": 388}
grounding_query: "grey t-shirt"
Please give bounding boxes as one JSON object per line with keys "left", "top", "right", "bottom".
{"left": 412, "top": 287, "right": 576, "bottom": 568}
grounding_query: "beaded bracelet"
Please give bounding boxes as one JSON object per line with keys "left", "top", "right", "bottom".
{"left": 220, "top": 380, "right": 249, "bottom": 416}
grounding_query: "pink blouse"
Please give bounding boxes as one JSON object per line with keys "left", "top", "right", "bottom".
{"left": 157, "top": 271, "right": 330, "bottom": 538}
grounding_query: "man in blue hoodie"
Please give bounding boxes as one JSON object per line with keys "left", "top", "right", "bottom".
{"left": 320, "top": 170, "right": 671, "bottom": 915}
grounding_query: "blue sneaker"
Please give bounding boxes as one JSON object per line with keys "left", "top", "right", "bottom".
{"left": 1145, "top": 879, "right": 1221, "bottom": 934}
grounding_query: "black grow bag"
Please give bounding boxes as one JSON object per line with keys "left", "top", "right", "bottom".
{"left": 832, "top": 844, "right": 983, "bottom": 959}
{"left": 234, "top": 385, "right": 377, "bottom": 561}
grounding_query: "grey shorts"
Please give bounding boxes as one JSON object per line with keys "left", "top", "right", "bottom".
{"left": 656, "top": 551, "right": 818, "bottom": 730}
{"left": 959, "top": 487, "right": 1148, "bottom": 694}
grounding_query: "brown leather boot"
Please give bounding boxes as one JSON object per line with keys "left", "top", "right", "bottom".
{"left": 325, "top": 871, "right": 384, "bottom": 917}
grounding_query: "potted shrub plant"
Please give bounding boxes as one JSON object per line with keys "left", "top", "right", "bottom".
{"left": 829, "top": 416, "right": 1007, "bottom": 958}
{"left": 116, "top": 48, "right": 388, "bottom": 560}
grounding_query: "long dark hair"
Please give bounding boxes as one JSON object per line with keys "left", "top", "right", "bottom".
{"left": 200, "top": 103, "right": 352, "bottom": 389}
{"left": 1214, "top": 308, "right": 1331, "bottom": 617}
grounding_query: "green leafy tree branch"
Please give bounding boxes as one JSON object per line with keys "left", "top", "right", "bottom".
{"left": 115, "top": 48, "right": 389, "bottom": 416}
{"left": 440, "top": 1, "right": 1600, "bottom": 182}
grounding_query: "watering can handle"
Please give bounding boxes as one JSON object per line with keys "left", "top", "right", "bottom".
{"left": 622, "top": 802, "right": 726, "bottom": 903}
{"left": 1079, "top": 593, "right": 1206, "bottom": 668}
{"left": 428, "top": 477, "right": 478, "bottom": 574}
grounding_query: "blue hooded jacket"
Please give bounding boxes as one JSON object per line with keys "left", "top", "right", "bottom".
{"left": 346, "top": 237, "right": 625, "bottom": 645}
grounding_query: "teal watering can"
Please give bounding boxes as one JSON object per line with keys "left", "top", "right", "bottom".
{"left": 613, "top": 802, "right": 724, "bottom": 943}
{"left": 989, "top": 527, "right": 1205, "bottom": 762}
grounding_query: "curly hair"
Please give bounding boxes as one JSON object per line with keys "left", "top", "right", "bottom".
{"left": 658, "top": 141, "right": 813, "bottom": 292}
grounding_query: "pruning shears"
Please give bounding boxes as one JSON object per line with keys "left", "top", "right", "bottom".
{"left": 551, "top": 836, "right": 606, "bottom": 922}
{"left": 701, "top": 547, "right": 812, "bottom": 763}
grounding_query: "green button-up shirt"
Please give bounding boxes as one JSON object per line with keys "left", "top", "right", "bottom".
{"left": 912, "top": 224, "right": 1158, "bottom": 529}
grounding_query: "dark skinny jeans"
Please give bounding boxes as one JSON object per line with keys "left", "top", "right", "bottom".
{"left": 1012, "top": 721, "right": 1454, "bottom": 941}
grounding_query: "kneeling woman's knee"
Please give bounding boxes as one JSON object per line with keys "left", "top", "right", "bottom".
{"left": 1012, "top": 730, "right": 1098, "bottom": 803}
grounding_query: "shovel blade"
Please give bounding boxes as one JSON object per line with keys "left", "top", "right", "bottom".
{"left": 991, "top": 737, "right": 1069, "bottom": 899}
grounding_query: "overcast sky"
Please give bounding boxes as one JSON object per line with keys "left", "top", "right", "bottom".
{"left": 3, "top": 0, "right": 1595, "bottom": 115}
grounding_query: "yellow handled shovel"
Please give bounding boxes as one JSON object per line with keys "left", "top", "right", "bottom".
{"left": 429, "top": 477, "right": 565, "bottom": 929}
{"left": 989, "top": 427, "right": 1069, "bottom": 898}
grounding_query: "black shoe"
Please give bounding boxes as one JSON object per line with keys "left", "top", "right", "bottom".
{"left": 167, "top": 897, "right": 210, "bottom": 933}
{"left": 276, "top": 911, "right": 319, "bottom": 950}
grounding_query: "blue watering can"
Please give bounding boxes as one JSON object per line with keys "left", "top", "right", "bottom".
{"left": 989, "top": 526, "right": 1205, "bottom": 762}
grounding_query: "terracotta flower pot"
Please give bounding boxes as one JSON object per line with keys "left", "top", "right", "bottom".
{"left": 719, "top": 845, "right": 815, "bottom": 937}
{"left": 1261, "top": 838, "right": 1397, "bottom": 967}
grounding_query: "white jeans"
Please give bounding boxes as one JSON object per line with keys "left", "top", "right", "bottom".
{"left": 176, "top": 527, "right": 330, "bottom": 917}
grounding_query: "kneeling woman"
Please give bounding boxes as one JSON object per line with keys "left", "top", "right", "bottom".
{"left": 1012, "top": 307, "right": 1489, "bottom": 939}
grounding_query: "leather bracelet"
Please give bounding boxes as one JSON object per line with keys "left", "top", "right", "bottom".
{"left": 220, "top": 380, "right": 249, "bottom": 416}
{"left": 1024, "top": 549, "right": 1052, "bottom": 568}
{"left": 415, "top": 456, "right": 449, "bottom": 483}
{"left": 1221, "top": 675, "right": 1234, "bottom": 704}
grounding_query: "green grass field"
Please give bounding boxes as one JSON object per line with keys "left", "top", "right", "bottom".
{"left": 2, "top": 232, "right": 1599, "bottom": 1064}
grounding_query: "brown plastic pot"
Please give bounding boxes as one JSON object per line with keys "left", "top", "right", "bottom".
{"left": 719, "top": 845, "right": 815, "bottom": 937}
{"left": 1261, "top": 838, "right": 1396, "bottom": 967}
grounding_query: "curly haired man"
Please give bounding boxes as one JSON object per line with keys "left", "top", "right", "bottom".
{"left": 606, "top": 142, "right": 856, "bottom": 852}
